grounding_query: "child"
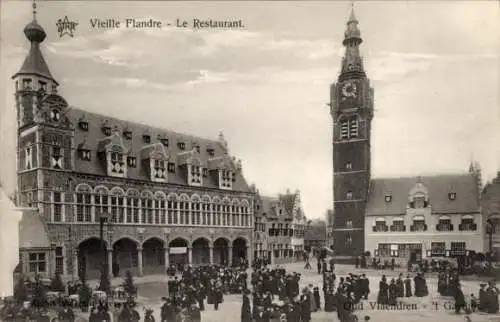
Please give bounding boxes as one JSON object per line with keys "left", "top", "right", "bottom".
{"left": 470, "top": 293, "right": 477, "bottom": 312}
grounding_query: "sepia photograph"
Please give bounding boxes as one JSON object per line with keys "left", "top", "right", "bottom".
{"left": 0, "top": 1, "right": 498, "bottom": 321}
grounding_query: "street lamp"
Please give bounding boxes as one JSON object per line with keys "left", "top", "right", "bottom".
{"left": 486, "top": 218, "right": 494, "bottom": 266}
{"left": 99, "top": 213, "right": 109, "bottom": 279}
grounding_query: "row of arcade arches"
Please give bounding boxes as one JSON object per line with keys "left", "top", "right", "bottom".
{"left": 77, "top": 237, "right": 247, "bottom": 278}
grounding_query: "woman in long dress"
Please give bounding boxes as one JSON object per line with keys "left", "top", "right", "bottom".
{"left": 376, "top": 276, "right": 389, "bottom": 305}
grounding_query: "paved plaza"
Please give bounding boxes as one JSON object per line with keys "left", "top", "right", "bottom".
{"left": 82, "top": 262, "right": 500, "bottom": 322}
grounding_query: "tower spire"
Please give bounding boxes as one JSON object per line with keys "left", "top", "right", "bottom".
{"left": 340, "top": 2, "right": 365, "bottom": 79}
{"left": 12, "top": 0, "right": 58, "bottom": 86}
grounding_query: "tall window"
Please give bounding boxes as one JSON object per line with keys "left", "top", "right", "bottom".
{"left": 222, "top": 204, "right": 229, "bottom": 226}
{"left": 202, "top": 202, "right": 210, "bottom": 225}
{"left": 53, "top": 192, "right": 63, "bottom": 222}
{"left": 168, "top": 200, "right": 177, "bottom": 224}
{"left": 231, "top": 205, "right": 236, "bottom": 226}
{"left": 349, "top": 118, "right": 358, "bottom": 138}
{"left": 29, "top": 252, "right": 46, "bottom": 274}
{"left": 155, "top": 199, "right": 166, "bottom": 224}
{"left": 179, "top": 200, "right": 189, "bottom": 225}
{"left": 192, "top": 202, "right": 201, "bottom": 225}
{"left": 242, "top": 206, "right": 249, "bottom": 226}
{"left": 346, "top": 220, "right": 353, "bottom": 229}
{"left": 377, "top": 244, "right": 391, "bottom": 257}
{"left": 190, "top": 165, "right": 202, "bottom": 185}
{"left": 215, "top": 204, "right": 221, "bottom": 226}
{"left": 126, "top": 197, "right": 140, "bottom": 223}
{"left": 142, "top": 199, "right": 153, "bottom": 224}
{"left": 111, "top": 196, "right": 124, "bottom": 223}
{"left": 340, "top": 120, "right": 349, "bottom": 140}
{"left": 25, "top": 147, "right": 32, "bottom": 170}
{"left": 345, "top": 234, "right": 353, "bottom": 248}
{"left": 76, "top": 192, "right": 92, "bottom": 222}
{"left": 339, "top": 116, "right": 358, "bottom": 140}
{"left": 55, "top": 247, "right": 64, "bottom": 274}
{"left": 94, "top": 194, "right": 109, "bottom": 221}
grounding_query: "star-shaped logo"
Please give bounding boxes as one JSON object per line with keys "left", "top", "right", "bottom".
{"left": 56, "top": 16, "right": 78, "bottom": 38}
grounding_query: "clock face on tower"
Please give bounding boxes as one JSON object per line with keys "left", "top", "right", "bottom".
{"left": 341, "top": 81, "right": 357, "bottom": 98}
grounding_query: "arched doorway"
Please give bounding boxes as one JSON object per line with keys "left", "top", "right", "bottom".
{"left": 113, "top": 238, "right": 139, "bottom": 277}
{"left": 214, "top": 238, "right": 229, "bottom": 266}
{"left": 143, "top": 238, "right": 165, "bottom": 275}
{"left": 192, "top": 238, "right": 210, "bottom": 266}
{"left": 168, "top": 238, "right": 188, "bottom": 268}
{"left": 232, "top": 238, "right": 247, "bottom": 266}
{"left": 78, "top": 237, "right": 107, "bottom": 280}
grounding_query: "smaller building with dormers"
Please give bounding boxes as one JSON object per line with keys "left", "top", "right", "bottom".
{"left": 13, "top": 8, "right": 255, "bottom": 280}
{"left": 364, "top": 167, "right": 484, "bottom": 265}
{"left": 253, "top": 189, "right": 307, "bottom": 264}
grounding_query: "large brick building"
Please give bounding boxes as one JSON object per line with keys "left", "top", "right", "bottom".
{"left": 253, "top": 189, "right": 306, "bottom": 264}
{"left": 13, "top": 9, "right": 255, "bottom": 279}
{"left": 329, "top": 8, "right": 374, "bottom": 260}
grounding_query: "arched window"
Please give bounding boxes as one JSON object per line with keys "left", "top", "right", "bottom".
{"left": 167, "top": 194, "right": 178, "bottom": 224}
{"left": 179, "top": 195, "right": 190, "bottom": 225}
{"left": 191, "top": 197, "right": 201, "bottom": 225}
{"left": 410, "top": 215, "right": 427, "bottom": 232}
{"left": 126, "top": 189, "right": 140, "bottom": 224}
{"left": 75, "top": 184, "right": 92, "bottom": 222}
{"left": 231, "top": 205, "right": 237, "bottom": 226}
{"left": 202, "top": 196, "right": 210, "bottom": 226}
{"left": 459, "top": 215, "right": 477, "bottom": 231}
{"left": 345, "top": 234, "right": 353, "bottom": 248}
{"left": 141, "top": 191, "right": 154, "bottom": 224}
{"left": 222, "top": 203, "right": 230, "bottom": 226}
{"left": 94, "top": 186, "right": 109, "bottom": 221}
{"left": 436, "top": 215, "right": 453, "bottom": 231}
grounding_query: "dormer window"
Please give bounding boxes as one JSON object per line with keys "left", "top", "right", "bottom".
{"left": 142, "top": 135, "right": 151, "bottom": 143}
{"left": 38, "top": 81, "right": 47, "bottom": 92}
{"left": 127, "top": 156, "right": 137, "bottom": 167}
{"left": 385, "top": 195, "right": 392, "bottom": 202}
{"left": 448, "top": 192, "right": 456, "bottom": 200}
{"left": 123, "top": 130, "right": 133, "bottom": 140}
{"left": 178, "top": 142, "right": 185, "bottom": 150}
{"left": 102, "top": 125, "right": 111, "bottom": 136}
{"left": 79, "top": 149, "right": 91, "bottom": 161}
{"left": 79, "top": 121, "right": 89, "bottom": 131}
{"left": 50, "top": 109, "right": 61, "bottom": 122}
{"left": 207, "top": 148, "right": 215, "bottom": 157}
{"left": 160, "top": 138, "right": 169, "bottom": 147}
{"left": 189, "top": 164, "right": 202, "bottom": 185}
{"left": 219, "top": 169, "right": 233, "bottom": 189}
{"left": 151, "top": 159, "right": 167, "bottom": 182}
{"left": 108, "top": 150, "right": 126, "bottom": 177}
{"left": 22, "top": 79, "right": 32, "bottom": 90}
{"left": 51, "top": 147, "right": 63, "bottom": 169}
{"left": 167, "top": 162, "right": 176, "bottom": 173}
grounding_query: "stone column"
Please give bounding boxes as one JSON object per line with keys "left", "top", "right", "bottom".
{"left": 137, "top": 247, "right": 143, "bottom": 277}
{"left": 164, "top": 247, "right": 169, "bottom": 272}
{"left": 209, "top": 246, "right": 214, "bottom": 265}
{"left": 107, "top": 250, "right": 113, "bottom": 278}
{"left": 246, "top": 245, "right": 252, "bottom": 266}
{"left": 73, "top": 251, "right": 78, "bottom": 280}
{"left": 228, "top": 246, "right": 233, "bottom": 266}
{"left": 188, "top": 246, "right": 193, "bottom": 265}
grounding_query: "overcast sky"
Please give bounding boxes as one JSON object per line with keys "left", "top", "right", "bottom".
{"left": 1, "top": 1, "right": 499, "bottom": 219}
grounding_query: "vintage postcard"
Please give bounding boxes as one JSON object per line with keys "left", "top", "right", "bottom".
{"left": 0, "top": 1, "right": 499, "bottom": 321}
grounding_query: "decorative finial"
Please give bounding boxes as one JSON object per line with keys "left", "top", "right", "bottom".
{"left": 32, "top": 0, "right": 37, "bottom": 21}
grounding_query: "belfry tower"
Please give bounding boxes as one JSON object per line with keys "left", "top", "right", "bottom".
{"left": 329, "top": 5, "right": 374, "bottom": 261}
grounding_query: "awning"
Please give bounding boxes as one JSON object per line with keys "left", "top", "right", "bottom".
{"left": 375, "top": 217, "right": 386, "bottom": 222}
{"left": 439, "top": 215, "right": 451, "bottom": 220}
{"left": 170, "top": 247, "right": 187, "bottom": 254}
{"left": 412, "top": 215, "right": 424, "bottom": 221}
{"left": 462, "top": 215, "right": 474, "bottom": 220}
{"left": 392, "top": 217, "right": 404, "bottom": 222}
{"left": 19, "top": 209, "right": 50, "bottom": 249}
